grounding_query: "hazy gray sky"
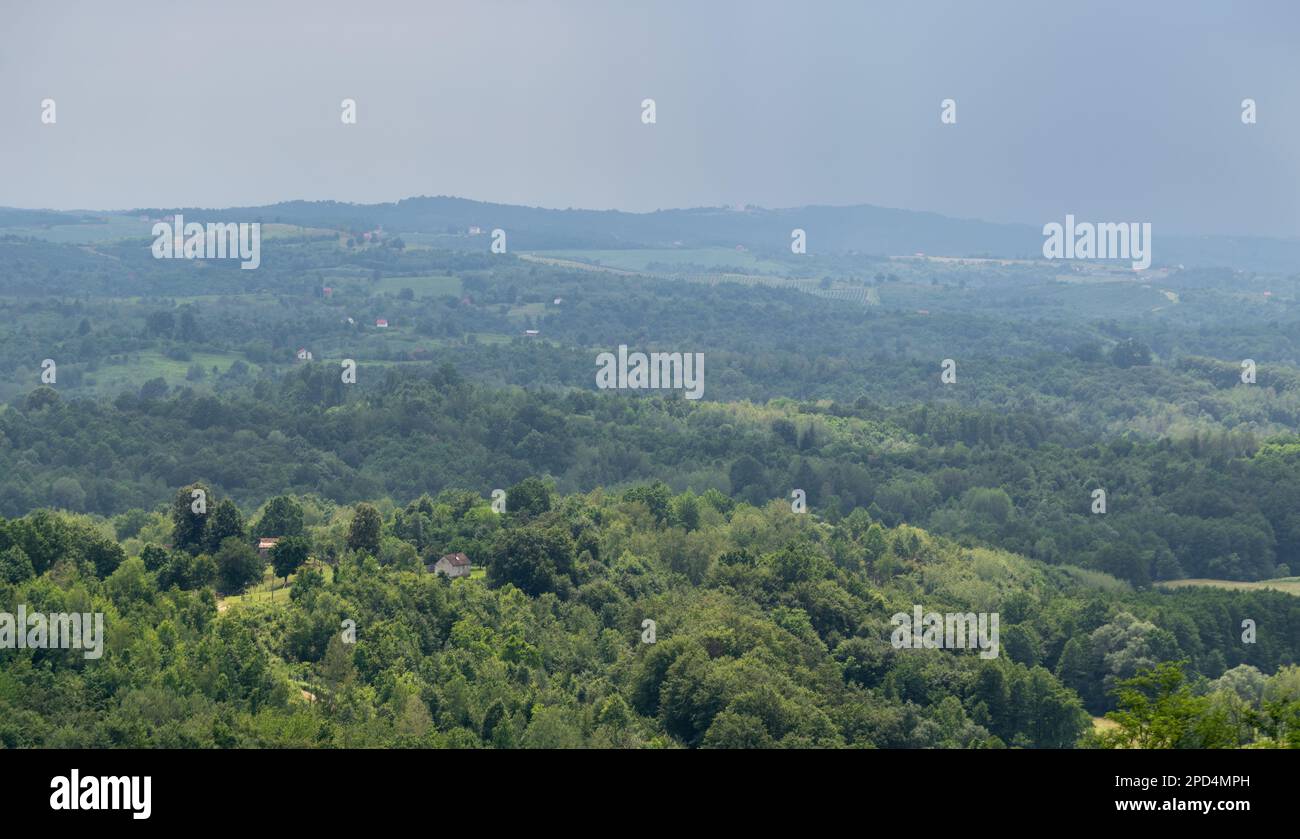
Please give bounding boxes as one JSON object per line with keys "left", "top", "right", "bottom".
{"left": 3, "top": 0, "right": 1298, "bottom": 236}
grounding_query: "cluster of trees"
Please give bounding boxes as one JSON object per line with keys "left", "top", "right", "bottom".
{"left": 2, "top": 482, "right": 1298, "bottom": 748}
{"left": 1096, "top": 662, "right": 1300, "bottom": 748}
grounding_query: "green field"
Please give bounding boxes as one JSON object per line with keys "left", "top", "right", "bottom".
{"left": 1156, "top": 577, "right": 1300, "bottom": 596}
{"left": 400, "top": 231, "right": 479, "bottom": 249}
{"left": 531, "top": 247, "right": 793, "bottom": 275}
{"left": 373, "top": 274, "right": 462, "bottom": 298}
{"left": 219, "top": 563, "right": 334, "bottom": 611}
{"left": 137, "top": 292, "right": 281, "bottom": 305}
{"left": 2, "top": 214, "right": 155, "bottom": 243}
{"left": 507, "top": 302, "right": 548, "bottom": 321}
{"left": 88, "top": 349, "right": 260, "bottom": 391}
{"left": 258, "top": 223, "right": 338, "bottom": 240}
{"left": 3, "top": 217, "right": 336, "bottom": 250}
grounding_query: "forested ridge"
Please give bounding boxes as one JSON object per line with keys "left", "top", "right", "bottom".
{"left": 3, "top": 480, "right": 1299, "bottom": 748}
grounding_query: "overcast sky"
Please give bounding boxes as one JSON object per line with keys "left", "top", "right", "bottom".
{"left": 2, "top": 0, "right": 1298, "bottom": 237}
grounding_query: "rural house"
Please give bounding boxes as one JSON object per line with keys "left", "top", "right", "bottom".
{"left": 428, "top": 552, "right": 471, "bottom": 578}
{"left": 257, "top": 537, "right": 280, "bottom": 558}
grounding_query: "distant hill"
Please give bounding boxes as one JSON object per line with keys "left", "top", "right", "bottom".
{"left": 5, "top": 197, "right": 1299, "bottom": 271}
{"left": 114, "top": 197, "right": 1059, "bottom": 256}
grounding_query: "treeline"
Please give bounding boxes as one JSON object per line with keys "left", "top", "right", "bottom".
{"left": 2, "top": 364, "right": 1298, "bottom": 584}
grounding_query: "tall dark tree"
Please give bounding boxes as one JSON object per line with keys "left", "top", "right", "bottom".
{"left": 486, "top": 525, "right": 574, "bottom": 596}
{"left": 624, "top": 482, "right": 671, "bottom": 523}
{"left": 1111, "top": 338, "right": 1152, "bottom": 368}
{"left": 215, "top": 536, "right": 262, "bottom": 595}
{"left": 255, "top": 495, "right": 304, "bottom": 538}
{"left": 729, "top": 455, "right": 767, "bottom": 504}
{"left": 506, "top": 477, "right": 552, "bottom": 520}
{"left": 170, "top": 483, "right": 211, "bottom": 555}
{"left": 271, "top": 535, "right": 310, "bottom": 583}
{"left": 205, "top": 499, "right": 246, "bottom": 555}
{"left": 85, "top": 538, "right": 125, "bottom": 578}
{"left": 0, "top": 545, "right": 34, "bottom": 583}
{"left": 347, "top": 503, "right": 382, "bottom": 556}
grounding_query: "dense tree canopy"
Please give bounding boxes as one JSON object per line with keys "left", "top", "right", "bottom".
{"left": 2, "top": 220, "right": 1299, "bottom": 749}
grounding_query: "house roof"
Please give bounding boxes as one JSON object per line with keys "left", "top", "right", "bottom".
{"left": 258, "top": 537, "right": 280, "bottom": 549}
{"left": 439, "top": 552, "right": 470, "bottom": 567}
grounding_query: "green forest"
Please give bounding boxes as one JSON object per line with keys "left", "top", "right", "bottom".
{"left": 2, "top": 205, "right": 1299, "bottom": 748}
